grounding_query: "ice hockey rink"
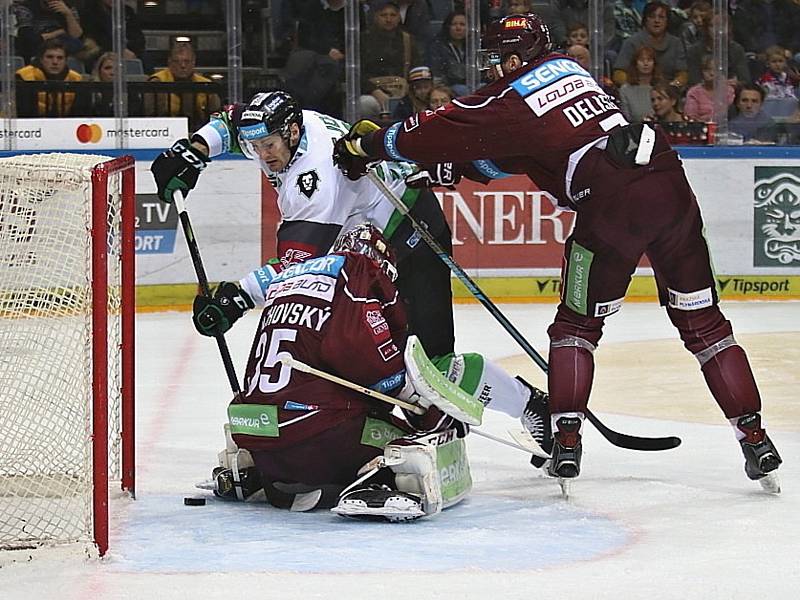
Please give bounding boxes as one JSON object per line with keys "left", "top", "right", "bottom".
{"left": 2, "top": 300, "right": 798, "bottom": 599}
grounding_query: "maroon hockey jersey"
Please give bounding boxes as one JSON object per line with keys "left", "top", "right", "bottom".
{"left": 369, "top": 53, "right": 629, "bottom": 207}
{"left": 229, "top": 252, "right": 408, "bottom": 451}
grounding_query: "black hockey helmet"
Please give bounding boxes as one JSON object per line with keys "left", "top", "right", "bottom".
{"left": 333, "top": 223, "right": 398, "bottom": 281}
{"left": 238, "top": 90, "right": 302, "bottom": 149}
{"left": 478, "top": 13, "right": 552, "bottom": 71}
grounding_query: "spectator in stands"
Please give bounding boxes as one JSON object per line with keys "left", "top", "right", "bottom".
{"left": 686, "top": 12, "right": 750, "bottom": 87}
{"left": 678, "top": 1, "right": 710, "bottom": 50}
{"left": 505, "top": 0, "right": 566, "bottom": 48}
{"left": 391, "top": 65, "right": 433, "bottom": 120}
{"left": 729, "top": 83, "right": 777, "bottom": 143}
{"left": 144, "top": 42, "right": 221, "bottom": 131}
{"left": 367, "top": 0, "right": 432, "bottom": 50}
{"left": 428, "top": 10, "right": 467, "bottom": 96}
{"left": 281, "top": 0, "right": 346, "bottom": 116}
{"left": 557, "top": 0, "right": 616, "bottom": 48}
{"left": 617, "top": 45, "right": 660, "bottom": 123}
{"left": 646, "top": 81, "right": 686, "bottom": 124}
{"left": 613, "top": 1, "right": 687, "bottom": 88}
{"left": 13, "top": 0, "right": 83, "bottom": 64}
{"left": 16, "top": 38, "right": 87, "bottom": 117}
{"left": 428, "top": 84, "right": 454, "bottom": 109}
{"left": 78, "top": 0, "right": 146, "bottom": 72}
{"left": 566, "top": 22, "right": 590, "bottom": 48}
{"left": 88, "top": 51, "right": 115, "bottom": 117}
{"left": 611, "top": 0, "right": 642, "bottom": 56}
{"left": 683, "top": 55, "right": 735, "bottom": 122}
{"left": 360, "top": 0, "right": 422, "bottom": 119}
{"left": 757, "top": 46, "right": 800, "bottom": 102}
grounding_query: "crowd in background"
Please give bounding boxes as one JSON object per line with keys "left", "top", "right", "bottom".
{"left": 4, "top": 0, "right": 800, "bottom": 144}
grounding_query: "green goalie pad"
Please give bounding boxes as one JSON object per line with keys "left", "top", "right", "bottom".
{"left": 404, "top": 335, "right": 485, "bottom": 426}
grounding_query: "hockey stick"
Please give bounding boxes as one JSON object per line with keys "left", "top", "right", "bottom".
{"left": 284, "top": 356, "right": 546, "bottom": 457}
{"left": 173, "top": 190, "right": 242, "bottom": 398}
{"left": 367, "top": 171, "right": 680, "bottom": 452}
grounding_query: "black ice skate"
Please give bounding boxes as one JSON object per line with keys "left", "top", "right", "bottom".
{"left": 211, "top": 466, "right": 265, "bottom": 501}
{"left": 547, "top": 416, "right": 583, "bottom": 480}
{"left": 736, "top": 413, "right": 782, "bottom": 493}
{"left": 517, "top": 377, "right": 553, "bottom": 469}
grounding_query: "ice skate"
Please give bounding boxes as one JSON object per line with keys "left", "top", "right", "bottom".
{"left": 197, "top": 466, "right": 266, "bottom": 501}
{"left": 517, "top": 377, "right": 553, "bottom": 469}
{"left": 332, "top": 485, "right": 425, "bottom": 522}
{"left": 547, "top": 416, "right": 583, "bottom": 492}
{"left": 736, "top": 413, "right": 782, "bottom": 494}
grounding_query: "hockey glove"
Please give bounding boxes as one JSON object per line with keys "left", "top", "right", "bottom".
{"left": 332, "top": 119, "right": 381, "bottom": 181}
{"left": 192, "top": 282, "right": 254, "bottom": 337}
{"left": 405, "top": 163, "right": 461, "bottom": 189}
{"left": 151, "top": 138, "right": 210, "bottom": 204}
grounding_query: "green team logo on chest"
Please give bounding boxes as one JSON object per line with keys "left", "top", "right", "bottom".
{"left": 565, "top": 241, "right": 594, "bottom": 315}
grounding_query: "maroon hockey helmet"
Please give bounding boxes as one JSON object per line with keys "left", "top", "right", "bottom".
{"left": 479, "top": 13, "right": 552, "bottom": 71}
{"left": 333, "top": 223, "right": 398, "bottom": 281}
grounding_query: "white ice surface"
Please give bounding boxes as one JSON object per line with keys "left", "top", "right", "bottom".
{"left": 1, "top": 301, "right": 798, "bottom": 599}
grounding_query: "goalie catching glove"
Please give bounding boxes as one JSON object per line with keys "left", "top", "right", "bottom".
{"left": 192, "top": 282, "right": 254, "bottom": 337}
{"left": 398, "top": 336, "right": 485, "bottom": 426}
{"left": 405, "top": 163, "right": 461, "bottom": 189}
{"left": 151, "top": 138, "right": 210, "bottom": 203}
{"left": 332, "top": 119, "right": 381, "bottom": 181}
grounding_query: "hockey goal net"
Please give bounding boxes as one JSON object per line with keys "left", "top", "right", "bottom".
{"left": 0, "top": 153, "right": 135, "bottom": 557}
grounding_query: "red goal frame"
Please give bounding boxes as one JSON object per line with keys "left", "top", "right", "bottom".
{"left": 91, "top": 155, "right": 136, "bottom": 557}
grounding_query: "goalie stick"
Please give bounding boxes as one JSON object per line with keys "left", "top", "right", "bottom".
{"left": 367, "top": 171, "right": 680, "bottom": 452}
{"left": 173, "top": 190, "right": 242, "bottom": 397}
{"left": 285, "top": 356, "right": 549, "bottom": 458}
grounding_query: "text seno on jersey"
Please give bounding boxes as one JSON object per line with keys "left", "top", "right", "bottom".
{"left": 511, "top": 58, "right": 589, "bottom": 96}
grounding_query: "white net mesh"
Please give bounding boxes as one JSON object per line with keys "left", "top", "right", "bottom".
{"left": 0, "top": 153, "right": 125, "bottom": 549}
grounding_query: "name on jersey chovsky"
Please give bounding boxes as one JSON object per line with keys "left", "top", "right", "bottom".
{"left": 263, "top": 301, "right": 332, "bottom": 332}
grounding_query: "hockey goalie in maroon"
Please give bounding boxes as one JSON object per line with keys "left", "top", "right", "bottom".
{"left": 191, "top": 224, "right": 551, "bottom": 520}
{"left": 332, "top": 13, "right": 782, "bottom": 492}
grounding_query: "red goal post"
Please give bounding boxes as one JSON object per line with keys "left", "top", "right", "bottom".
{"left": 0, "top": 153, "right": 136, "bottom": 557}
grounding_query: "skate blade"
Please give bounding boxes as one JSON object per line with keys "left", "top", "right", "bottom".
{"left": 558, "top": 478, "right": 571, "bottom": 498}
{"left": 759, "top": 472, "right": 781, "bottom": 494}
{"left": 331, "top": 503, "right": 425, "bottom": 521}
{"left": 195, "top": 479, "right": 216, "bottom": 491}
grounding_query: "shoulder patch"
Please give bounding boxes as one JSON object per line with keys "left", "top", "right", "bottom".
{"left": 296, "top": 169, "right": 320, "bottom": 199}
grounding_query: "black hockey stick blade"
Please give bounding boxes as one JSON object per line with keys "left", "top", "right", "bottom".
{"left": 586, "top": 410, "right": 681, "bottom": 451}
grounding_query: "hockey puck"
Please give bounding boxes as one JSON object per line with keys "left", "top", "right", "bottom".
{"left": 184, "top": 497, "right": 206, "bottom": 506}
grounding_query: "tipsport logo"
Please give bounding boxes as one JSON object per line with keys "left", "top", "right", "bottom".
{"left": 76, "top": 123, "right": 103, "bottom": 143}
{"left": 753, "top": 167, "right": 800, "bottom": 266}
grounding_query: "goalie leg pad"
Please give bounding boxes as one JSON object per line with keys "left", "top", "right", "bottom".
{"left": 331, "top": 428, "right": 472, "bottom": 521}
{"left": 390, "top": 428, "right": 472, "bottom": 515}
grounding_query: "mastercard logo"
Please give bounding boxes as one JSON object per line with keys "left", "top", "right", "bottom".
{"left": 76, "top": 123, "right": 103, "bottom": 143}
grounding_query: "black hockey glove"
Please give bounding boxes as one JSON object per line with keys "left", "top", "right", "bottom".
{"left": 192, "top": 282, "right": 254, "bottom": 337}
{"left": 150, "top": 138, "right": 210, "bottom": 204}
{"left": 405, "top": 163, "right": 462, "bottom": 189}
{"left": 332, "top": 119, "right": 381, "bottom": 181}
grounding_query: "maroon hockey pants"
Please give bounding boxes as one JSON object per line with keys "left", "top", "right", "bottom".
{"left": 547, "top": 147, "right": 761, "bottom": 421}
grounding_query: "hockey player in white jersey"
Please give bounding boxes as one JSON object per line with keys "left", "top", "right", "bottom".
{"left": 151, "top": 90, "right": 456, "bottom": 358}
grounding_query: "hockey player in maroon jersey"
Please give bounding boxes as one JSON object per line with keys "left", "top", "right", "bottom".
{"left": 191, "top": 224, "right": 552, "bottom": 519}
{"left": 332, "top": 14, "right": 782, "bottom": 492}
